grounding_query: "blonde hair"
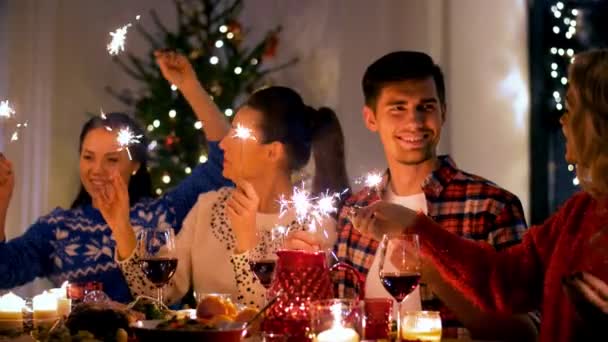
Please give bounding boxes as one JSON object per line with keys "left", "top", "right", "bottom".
{"left": 568, "top": 49, "right": 608, "bottom": 197}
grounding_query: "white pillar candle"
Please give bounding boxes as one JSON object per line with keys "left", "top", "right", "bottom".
{"left": 33, "top": 291, "right": 58, "bottom": 326}
{"left": 0, "top": 292, "right": 25, "bottom": 331}
{"left": 50, "top": 282, "right": 71, "bottom": 317}
{"left": 316, "top": 326, "right": 359, "bottom": 342}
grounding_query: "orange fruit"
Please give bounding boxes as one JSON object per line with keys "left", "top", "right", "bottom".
{"left": 196, "top": 296, "right": 227, "bottom": 319}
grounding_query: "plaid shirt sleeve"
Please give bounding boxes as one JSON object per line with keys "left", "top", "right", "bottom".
{"left": 333, "top": 194, "right": 378, "bottom": 299}
{"left": 487, "top": 192, "right": 528, "bottom": 250}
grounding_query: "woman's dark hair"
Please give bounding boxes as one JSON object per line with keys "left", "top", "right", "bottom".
{"left": 246, "top": 86, "right": 350, "bottom": 196}
{"left": 70, "top": 112, "right": 154, "bottom": 209}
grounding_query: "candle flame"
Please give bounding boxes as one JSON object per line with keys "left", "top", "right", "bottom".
{"left": 0, "top": 292, "right": 25, "bottom": 312}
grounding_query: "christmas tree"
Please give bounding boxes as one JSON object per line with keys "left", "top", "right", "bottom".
{"left": 108, "top": 0, "right": 297, "bottom": 194}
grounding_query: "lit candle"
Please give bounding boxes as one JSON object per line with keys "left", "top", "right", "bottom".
{"left": 401, "top": 311, "right": 442, "bottom": 342}
{"left": 50, "top": 281, "right": 71, "bottom": 317}
{"left": 315, "top": 302, "right": 360, "bottom": 342}
{"left": 33, "top": 291, "right": 58, "bottom": 326}
{"left": 0, "top": 292, "right": 25, "bottom": 331}
{"left": 316, "top": 326, "right": 359, "bottom": 342}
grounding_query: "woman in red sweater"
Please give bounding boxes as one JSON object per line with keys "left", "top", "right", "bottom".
{"left": 355, "top": 49, "right": 608, "bottom": 342}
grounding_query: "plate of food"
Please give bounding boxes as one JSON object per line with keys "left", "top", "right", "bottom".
{"left": 131, "top": 294, "right": 258, "bottom": 342}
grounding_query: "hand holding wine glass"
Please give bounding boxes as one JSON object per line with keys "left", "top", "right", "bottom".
{"left": 138, "top": 227, "right": 178, "bottom": 304}
{"left": 378, "top": 233, "right": 422, "bottom": 342}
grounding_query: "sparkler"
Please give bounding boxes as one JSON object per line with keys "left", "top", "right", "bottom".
{"left": 106, "top": 15, "right": 141, "bottom": 56}
{"left": 116, "top": 127, "right": 143, "bottom": 160}
{"left": 0, "top": 100, "right": 15, "bottom": 119}
{"left": 107, "top": 24, "right": 131, "bottom": 56}
{"left": 278, "top": 184, "right": 341, "bottom": 238}
{"left": 10, "top": 121, "right": 28, "bottom": 143}
{"left": 232, "top": 123, "right": 257, "bottom": 177}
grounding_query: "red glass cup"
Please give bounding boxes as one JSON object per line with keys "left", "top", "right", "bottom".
{"left": 362, "top": 298, "right": 393, "bottom": 340}
{"left": 67, "top": 281, "right": 103, "bottom": 302}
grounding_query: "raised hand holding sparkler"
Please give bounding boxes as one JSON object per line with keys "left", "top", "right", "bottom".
{"left": 226, "top": 179, "right": 260, "bottom": 253}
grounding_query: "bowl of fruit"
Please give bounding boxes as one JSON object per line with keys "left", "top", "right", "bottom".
{"left": 132, "top": 295, "right": 258, "bottom": 342}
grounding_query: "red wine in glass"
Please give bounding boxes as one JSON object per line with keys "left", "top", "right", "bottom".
{"left": 380, "top": 272, "right": 421, "bottom": 302}
{"left": 139, "top": 257, "right": 178, "bottom": 286}
{"left": 378, "top": 234, "right": 422, "bottom": 342}
{"left": 138, "top": 227, "right": 176, "bottom": 303}
{"left": 249, "top": 259, "right": 277, "bottom": 289}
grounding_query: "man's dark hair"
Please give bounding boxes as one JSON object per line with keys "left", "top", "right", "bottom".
{"left": 362, "top": 51, "right": 446, "bottom": 109}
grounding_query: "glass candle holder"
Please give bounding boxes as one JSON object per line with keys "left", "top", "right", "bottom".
{"left": 310, "top": 299, "right": 362, "bottom": 342}
{"left": 401, "top": 311, "right": 441, "bottom": 342}
{"left": 362, "top": 298, "right": 392, "bottom": 340}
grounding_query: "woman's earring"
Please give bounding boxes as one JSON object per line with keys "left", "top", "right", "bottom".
{"left": 132, "top": 170, "right": 137, "bottom": 176}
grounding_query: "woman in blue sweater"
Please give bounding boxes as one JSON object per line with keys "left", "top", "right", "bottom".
{"left": 0, "top": 76, "right": 231, "bottom": 302}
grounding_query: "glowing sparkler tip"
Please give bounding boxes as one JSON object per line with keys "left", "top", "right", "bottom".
{"left": 232, "top": 123, "right": 257, "bottom": 141}
{"left": 116, "top": 127, "right": 142, "bottom": 148}
{"left": 107, "top": 24, "right": 132, "bottom": 56}
{"left": 135, "top": 15, "right": 141, "bottom": 20}
{"left": 364, "top": 172, "right": 383, "bottom": 188}
{"left": 0, "top": 100, "right": 16, "bottom": 119}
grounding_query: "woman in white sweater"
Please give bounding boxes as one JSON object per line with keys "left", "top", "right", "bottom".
{"left": 97, "top": 52, "right": 350, "bottom": 308}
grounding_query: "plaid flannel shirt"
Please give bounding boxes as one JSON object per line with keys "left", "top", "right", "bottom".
{"left": 334, "top": 155, "right": 529, "bottom": 338}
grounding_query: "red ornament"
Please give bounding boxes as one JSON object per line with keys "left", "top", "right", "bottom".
{"left": 263, "top": 34, "right": 279, "bottom": 59}
{"left": 165, "top": 134, "right": 180, "bottom": 148}
{"left": 227, "top": 20, "right": 242, "bottom": 36}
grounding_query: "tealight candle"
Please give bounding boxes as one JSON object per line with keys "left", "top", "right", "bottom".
{"left": 0, "top": 292, "right": 25, "bottom": 331}
{"left": 33, "top": 291, "right": 58, "bottom": 327}
{"left": 316, "top": 326, "right": 359, "bottom": 342}
{"left": 401, "top": 311, "right": 442, "bottom": 342}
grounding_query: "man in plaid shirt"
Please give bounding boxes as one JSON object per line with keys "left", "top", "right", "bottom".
{"left": 334, "top": 51, "right": 538, "bottom": 340}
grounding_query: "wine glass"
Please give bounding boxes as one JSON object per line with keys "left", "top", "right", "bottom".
{"left": 249, "top": 229, "right": 281, "bottom": 290}
{"left": 378, "top": 234, "right": 422, "bottom": 342}
{"left": 138, "top": 227, "right": 178, "bottom": 303}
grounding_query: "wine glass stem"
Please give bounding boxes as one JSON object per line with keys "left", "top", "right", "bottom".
{"left": 157, "top": 286, "right": 164, "bottom": 304}
{"left": 396, "top": 301, "right": 402, "bottom": 342}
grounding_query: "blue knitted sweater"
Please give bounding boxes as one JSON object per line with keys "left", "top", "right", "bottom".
{"left": 0, "top": 141, "right": 230, "bottom": 302}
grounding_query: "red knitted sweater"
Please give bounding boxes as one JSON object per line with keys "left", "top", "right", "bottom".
{"left": 414, "top": 192, "right": 608, "bottom": 341}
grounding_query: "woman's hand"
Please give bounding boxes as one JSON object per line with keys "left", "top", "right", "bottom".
{"left": 284, "top": 230, "right": 322, "bottom": 251}
{"left": 92, "top": 171, "right": 136, "bottom": 259}
{"left": 353, "top": 200, "right": 418, "bottom": 240}
{"left": 564, "top": 272, "right": 608, "bottom": 335}
{"left": 226, "top": 180, "right": 260, "bottom": 253}
{"left": 155, "top": 50, "right": 198, "bottom": 90}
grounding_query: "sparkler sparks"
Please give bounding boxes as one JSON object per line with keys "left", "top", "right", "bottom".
{"left": 364, "top": 172, "right": 383, "bottom": 189}
{"left": 278, "top": 184, "right": 341, "bottom": 235}
{"left": 106, "top": 14, "right": 141, "bottom": 56}
{"left": 232, "top": 123, "right": 257, "bottom": 141}
{"left": 0, "top": 100, "right": 15, "bottom": 119}
{"left": 116, "top": 127, "right": 143, "bottom": 160}
{"left": 10, "top": 121, "right": 28, "bottom": 142}
{"left": 107, "top": 24, "right": 131, "bottom": 56}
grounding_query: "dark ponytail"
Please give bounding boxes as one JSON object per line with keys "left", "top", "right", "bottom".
{"left": 247, "top": 86, "right": 350, "bottom": 199}
{"left": 70, "top": 112, "right": 154, "bottom": 209}
{"left": 309, "top": 107, "right": 350, "bottom": 196}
